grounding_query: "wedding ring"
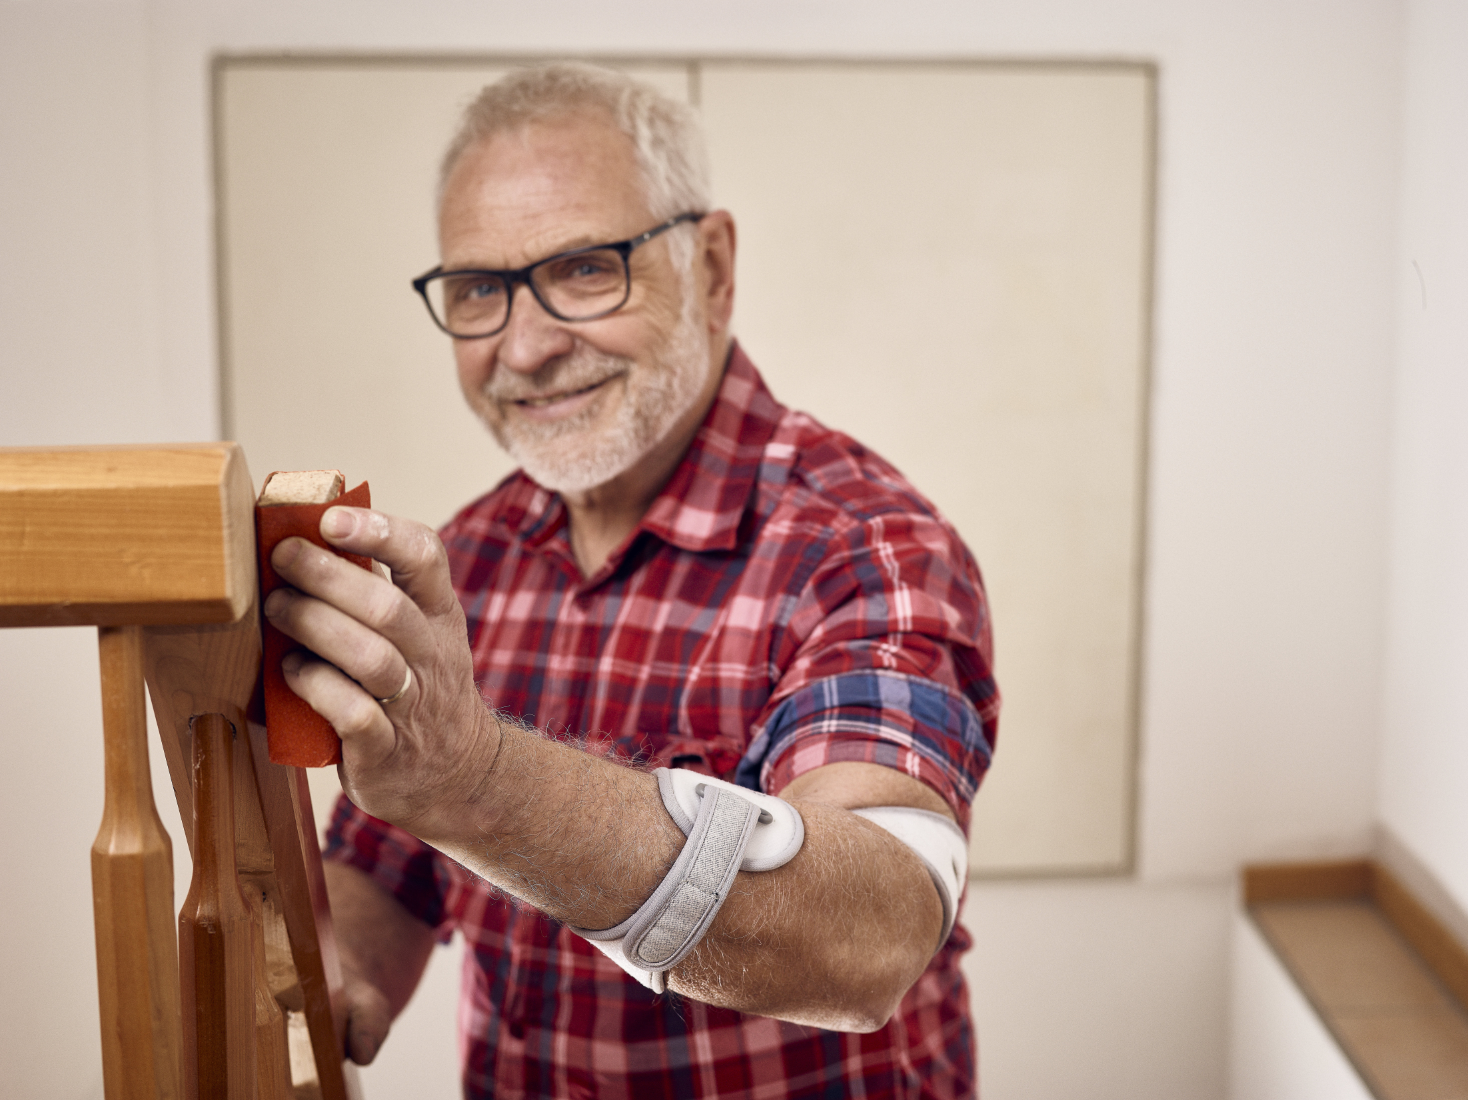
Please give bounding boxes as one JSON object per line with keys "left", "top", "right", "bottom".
{"left": 375, "top": 665, "right": 412, "bottom": 707}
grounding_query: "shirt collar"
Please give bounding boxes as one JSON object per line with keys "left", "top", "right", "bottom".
{"left": 638, "top": 342, "right": 783, "bottom": 553}
{"left": 498, "top": 341, "right": 784, "bottom": 557}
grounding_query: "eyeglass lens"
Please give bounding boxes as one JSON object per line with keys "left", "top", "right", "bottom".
{"left": 428, "top": 247, "right": 629, "bottom": 336}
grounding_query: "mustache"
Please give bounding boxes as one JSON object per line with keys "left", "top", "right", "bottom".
{"left": 483, "top": 347, "right": 630, "bottom": 403}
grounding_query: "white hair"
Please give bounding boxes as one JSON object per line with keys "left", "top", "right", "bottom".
{"left": 440, "top": 62, "right": 712, "bottom": 271}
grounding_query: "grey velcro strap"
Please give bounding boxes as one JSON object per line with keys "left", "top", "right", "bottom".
{"left": 573, "top": 769, "right": 803, "bottom": 992}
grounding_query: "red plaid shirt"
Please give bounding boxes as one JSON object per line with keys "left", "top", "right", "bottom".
{"left": 326, "top": 346, "right": 997, "bottom": 1099}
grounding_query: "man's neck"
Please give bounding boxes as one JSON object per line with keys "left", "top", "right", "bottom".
{"left": 561, "top": 341, "right": 729, "bottom": 577}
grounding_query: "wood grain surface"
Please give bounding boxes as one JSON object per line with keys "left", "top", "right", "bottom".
{"left": 251, "top": 902, "right": 295, "bottom": 1100}
{"left": 248, "top": 724, "right": 364, "bottom": 1100}
{"left": 0, "top": 444, "right": 255, "bottom": 627}
{"left": 144, "top": 592, "right": 263, "bottom": 854}
{"left": 91, "top": 625, "right": 184, "bottom": 1100}
{"left": 232, "top": 731, "right": 294, "bottom": 1100}
{"left": 179, "top": 713, "right": 259, "bottom": 1100}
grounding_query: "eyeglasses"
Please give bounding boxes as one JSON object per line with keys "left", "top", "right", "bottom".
{"left": 411, "top": 212, "right": 704, "bottom": 339}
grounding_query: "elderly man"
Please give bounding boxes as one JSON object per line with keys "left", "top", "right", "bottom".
{"left": 263, "top": 63, "right": 996, "bottom": 1098}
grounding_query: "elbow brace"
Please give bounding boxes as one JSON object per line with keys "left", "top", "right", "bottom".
{"left": 850, "top": 805, "right": 968, "bottom": 949}
{"left": 571, "top": 769, "right": 970, "bottom": 991}
{"left": 571, "top": 769, "right": 804, "bottom": 992}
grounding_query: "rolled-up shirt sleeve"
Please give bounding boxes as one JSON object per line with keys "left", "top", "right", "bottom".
{"left": 323, "top": 794, "right": 463, "bottom": 941}
{"left": 737, "top": 510, "right": 998, "bottom": 831}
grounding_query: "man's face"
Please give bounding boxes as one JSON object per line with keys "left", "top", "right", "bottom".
{"left": 438, "top": 112, "right": 713, "bottom": 495}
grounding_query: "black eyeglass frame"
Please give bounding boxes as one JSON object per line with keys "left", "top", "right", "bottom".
{"left": 411, "top": 212, "right": 705, "bottom": 339}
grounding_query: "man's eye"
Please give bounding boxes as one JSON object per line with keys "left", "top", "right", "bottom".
{"left": 452, "top": 278, "right": 502, "bottom": 303}
{"left": 544, "top": 253, "right": 621, "bottom": 284}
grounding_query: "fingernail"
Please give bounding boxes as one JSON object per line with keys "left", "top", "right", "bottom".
{"left": 322, "top": 507, "right": 355, "bottom": 539}
{"left": 263, "top": 589, "right": 288, "bottom": 619}
{"left": 272, "top": 537, "right": 303, "bottom": 568}
{"left": 281, "top": 651, "right": 304, "bottom": 676}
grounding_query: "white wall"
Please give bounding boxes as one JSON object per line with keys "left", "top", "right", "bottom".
{"left": 0, "top": 2, "right": 1408, "bottom": 1097}
{"left": 1, "top": 8, "right": 169, "bottom": 1098}
{"left": 1377, "top": 0, "right": 1468, "bottom": 918}
{"left": 970, "top": 881, "right": 1232, "bottom": 1098}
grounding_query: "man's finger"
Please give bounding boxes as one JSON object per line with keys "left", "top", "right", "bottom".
{"left": 319, "top": 506, "right": 459, "bottom": 616}
{"left": 270, "top": 536, "right": 440, "bottom": 667}
{"left": 280, "top": 651, "right": 396, "bottom": 765}
{"left": 265, "top": 582, "right": 412, "bottom": 700}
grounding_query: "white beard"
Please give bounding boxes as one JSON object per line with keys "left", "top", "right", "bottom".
{"left": 480, "top": 281, "right": 712, "bottom": 495}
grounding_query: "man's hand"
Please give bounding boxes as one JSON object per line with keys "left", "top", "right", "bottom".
{"left": 262, "top": 505, "right": 499, "bottom": 839}
{"left": 265, "top": 504, "right": 687, "bottom": 931}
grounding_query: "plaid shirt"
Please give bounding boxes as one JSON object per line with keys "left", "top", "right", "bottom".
{"left": 326, "top": 345, "right": 997, "bottom": 1099}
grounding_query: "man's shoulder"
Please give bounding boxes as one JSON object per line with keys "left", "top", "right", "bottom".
{"left": 768, "top": 405, "right": 950, "bottom": 536}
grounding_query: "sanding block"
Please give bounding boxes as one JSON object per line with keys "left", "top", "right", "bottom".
{"left": 256, "top": 470, "right": 372, "bottom": 767}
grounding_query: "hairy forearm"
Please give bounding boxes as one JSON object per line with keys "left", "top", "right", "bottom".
{"left": 672, "top": 800, "right": 943, "bottom": 1031}
{"left": 411, "top": 714, "right": 689, "bottom": 930}
{"left": 415, "top": 719, "right": 946, "bottom": 1030}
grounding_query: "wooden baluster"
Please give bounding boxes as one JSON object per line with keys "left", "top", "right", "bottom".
{"left": 251, "top": 900, "right": 295, "bottom": 1100}
{"left": 248, "top": 726, "right": 364, "bottom": 1100}
{"left": 91, "top": 624, "right": 184, "bottom": 1100}
{"left": 234, "top": 725, "right": 296, "bottom": 1099}
{"left": 179, "top": 713, "right": 258, "bottom": 1100}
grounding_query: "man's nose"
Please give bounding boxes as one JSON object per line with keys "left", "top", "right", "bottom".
{"left": 494, "top": 283, "right": 575, "bottom": 375}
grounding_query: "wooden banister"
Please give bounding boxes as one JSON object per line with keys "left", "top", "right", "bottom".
{"left": 0, "top": 444, "right": 255, "bottom": 627}
{"left": 0, "top": 443, "right": 362, "bottom": 1100}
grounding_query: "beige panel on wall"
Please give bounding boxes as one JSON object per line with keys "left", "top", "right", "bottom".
{"left": 218, "top": 58, "right": 697, "bottom": 834}
{"left": 701, "top": 62, "right": 1152, "bottom": 874}
{"left": 219, "top": 58, "right": 1152, "bottom": 876}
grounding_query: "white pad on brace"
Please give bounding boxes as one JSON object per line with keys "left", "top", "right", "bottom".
{"left": 852, "top": 806, "right": 968, "bottom": 947}
{"left": 571, "top": 770, "right": 804, "bottom": 992}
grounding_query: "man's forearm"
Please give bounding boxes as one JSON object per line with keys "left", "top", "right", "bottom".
{"left": 415, "top": 722, "right": 947, "bottom": 1031}
{"left": 411, "top": 715, "right": 689, "bottom": 932}
{"left": 673, "top": 797, "right": 945, "bottom": 1031}
{"left": 323, "top": 861, "right": 437, "bottom": 1063}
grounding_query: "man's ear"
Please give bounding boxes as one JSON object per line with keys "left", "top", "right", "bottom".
{"left": 698, "top": 210, "right": 736, "bottom": 335}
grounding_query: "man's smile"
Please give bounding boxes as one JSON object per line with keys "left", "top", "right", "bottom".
{"left": 506, "top": 372, "right": 623, "bottom": 418}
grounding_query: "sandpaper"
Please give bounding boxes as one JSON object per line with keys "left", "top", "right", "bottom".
{"left": 256, "top": 478, "right": 372, "bottom": 767}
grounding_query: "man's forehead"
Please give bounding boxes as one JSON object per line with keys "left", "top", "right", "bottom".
{"left": 438, "top": 112, "right": 653, "bottom": 267}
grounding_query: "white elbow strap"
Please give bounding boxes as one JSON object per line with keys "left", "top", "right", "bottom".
{"left": 570, "top": 769, "right": 805, "bottom": 993}
{"left": 852, "top": 806, "right": 969, "bottom": 948}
